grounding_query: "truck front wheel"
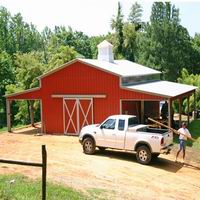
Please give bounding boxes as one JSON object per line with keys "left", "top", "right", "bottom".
{"left": 136, "top": 145, "right": 152, "bottom": 165}
{"left": 83, "top": 137, "right": 96, "bottom": 155}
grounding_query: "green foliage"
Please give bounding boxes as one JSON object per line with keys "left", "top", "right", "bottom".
{"left": 191, "top": 33, "right": 200, "bottom": 74}
{"left": 123, "top": 23, "right": 137, "bottom": 61}
{"left": 111, "top": 2, "right": 124, "bottom": 58}
{"left": 128, "top": 2, "right": 142, "bottom": 24}
{"left": 1, "top": 3, "right": 200, "bottom": 129}
{"left": 14, "top": 52, "right": 45, "bottom": 89}
{"left": 46, "top": 26, "right": 92, "bottom": 60}
{"left": 128, "top": 1, "right": 143, "bottom": 31}
{"left": 177, "top": 68, "right": 200, "bottom": 111}
{"left": 5, "top": 52, "right": 44, "bottom": 125}
{"left": 173, "top": 119, "right": 200, "bottom": 149}
{"left": 48, "top": 45, "right": 77, "bottom": 70}
{"left": 0, "top": 51, "right": 14, "bottom": 118}
{"left": 136, "top": 2, "right": 195, "bottom": 81}
{"left": 188, "top": 119, "right": 200, "bottom": 149}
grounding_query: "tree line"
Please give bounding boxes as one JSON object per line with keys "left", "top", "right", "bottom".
{"left": 0, "top": 2, "right": 200, "bottom": 127}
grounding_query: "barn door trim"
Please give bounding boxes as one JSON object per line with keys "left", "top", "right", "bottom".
{"left": 78, "top": 98, "right": 93, "bottom": 129}
{"left": 63, "top": 99, "right": 78, "bottom": 134}
{"left": 63, "top": 98, "right": 93, "bottom": 135}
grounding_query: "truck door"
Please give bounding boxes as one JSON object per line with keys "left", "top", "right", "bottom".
{"left": 115, "top": 119, "right": 126, "bottom": 149}
{"left": 96, "top": 118, "right": 116, "bottom": 148}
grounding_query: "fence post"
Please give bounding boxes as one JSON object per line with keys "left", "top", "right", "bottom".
{"left": 42, "top": 145, "right": 47, "bottom": 200}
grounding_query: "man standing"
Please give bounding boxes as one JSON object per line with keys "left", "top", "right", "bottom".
{"left": 175, "top": 122, "right": 191, "bottom": 163}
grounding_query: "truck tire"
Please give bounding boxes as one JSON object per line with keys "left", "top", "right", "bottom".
{"left": 83, "top": 137, "right": 96, "bottom": 155}
{"left": 136, "top": 145, "right": 152, "bottom": 165}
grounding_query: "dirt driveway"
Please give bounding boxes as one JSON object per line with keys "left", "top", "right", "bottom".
{"left": 0, "top": 127, "right": 200, "bottom": 200}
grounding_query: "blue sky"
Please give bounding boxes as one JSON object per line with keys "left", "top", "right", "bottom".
{"left": 0, "top": 0, "right": 199, "bottom": 37}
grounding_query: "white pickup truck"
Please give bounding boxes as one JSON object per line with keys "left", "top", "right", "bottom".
{"left": 79, "top": 115, "right": 173, "bottom": 164}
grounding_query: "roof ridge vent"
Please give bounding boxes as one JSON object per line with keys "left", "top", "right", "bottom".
{"left": 97, "top": 40, "right": 114, "bottom": 63}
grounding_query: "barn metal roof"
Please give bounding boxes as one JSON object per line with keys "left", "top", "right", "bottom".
{"left": 79, "top": 59, "right": 161, "bottom": 77}
{"left": 125, "top": 81, "right": 197, "bottom": 98}
{"left": 38, "top": 58, "right": 161, "bottom": 79}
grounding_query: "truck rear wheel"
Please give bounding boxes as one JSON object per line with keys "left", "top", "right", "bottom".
{"left": 136, "top": 145, "right": 152, "bottom": 165}
{"left": 83, "top": 137, "right": 96, "bottom": 155}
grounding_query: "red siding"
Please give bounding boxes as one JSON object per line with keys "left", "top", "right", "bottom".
{"left": 41, "top": 61, "right": 120, "bottom": 133}
{"left": 7, "top": 60, "right": 164, "bottom": 134}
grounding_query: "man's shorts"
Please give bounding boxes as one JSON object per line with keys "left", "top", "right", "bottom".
{"left": 179, "top": 139, "right": 186, "bottom": 150}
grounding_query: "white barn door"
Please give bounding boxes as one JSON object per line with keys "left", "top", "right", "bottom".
{"left": 63, "top": 98, "right": 93, "bottom": 135}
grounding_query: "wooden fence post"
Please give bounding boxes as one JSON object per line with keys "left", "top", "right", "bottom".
{"left": 42, "top": 145, "right": 47, "bottom": 200}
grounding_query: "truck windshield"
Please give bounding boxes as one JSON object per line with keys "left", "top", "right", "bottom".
{"left": 128, "top": 117, "right": 138, "bottom": 127}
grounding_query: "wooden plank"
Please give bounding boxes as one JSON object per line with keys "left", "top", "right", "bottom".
{"left": 148, "top": 117, "right": 196, "bottom": 142}
{"left": 0, "top": 159, "right": 42, "bottom": 167}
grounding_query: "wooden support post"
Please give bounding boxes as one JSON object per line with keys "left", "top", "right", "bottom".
{"left": 141, "top": 101, "right": 144, "bottom": 123}
{"left": 30, "top": 101, "right": 35, "bottom": 127}
{"left": 187, "top": 95, "right": 190, "bottom": 124}
{"left": 42, "top": 145, "right": 47, "bottom": 200}
{"left": 168, "top": 99, "right": 172, "bottom": 128}
{"left": 179, "top": 98, "right": 182, "bottom": 127}
{"left": 6, "top": 99, "right": 11, "bottom": 132}
{"left": 194, "top": 91, "right": 196, "bottom": 120}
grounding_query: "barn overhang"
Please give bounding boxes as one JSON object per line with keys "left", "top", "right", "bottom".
{"left": 4, "top": 87, "right": 42, "bottom": 132}
{"left": 122, "top": 80, "right": 197, "bottom": 127}
{"left": 124, "top": 80, "right": 197, "bottom": 99}
{"left": 4, "top": 87, "right": 41, "bottom": 100}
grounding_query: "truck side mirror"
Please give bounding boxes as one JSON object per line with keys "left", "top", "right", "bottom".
{"left": 100, "top": 125, "right": 104, "bottom": 129}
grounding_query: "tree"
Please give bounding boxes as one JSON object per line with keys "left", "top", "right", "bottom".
{"left": 177, "top": 68, "right": 200, "bottom": 112}
{"left": 46, "top": 26, "right": 92, "bottom": 60}
{"left": 111, "top": 2, "right": 124, "bottom": 58}
{"left": 136, "top": 2, "right": 194, "bottom": 81}
{"left": 128, "top": 2, "right": 143, "bottom": 31}
{"left": 0, "top": 51, "right": 14, "bottom": 116}
{"left": 123, "top": 23, "right": 137, "bottom": 61}
{"left": 0, "top": 7, "right": 13, "bottom": 54}
{"left": 48, "top": 45, "right": 77, "bottom": 70}
{"left": 6, "top": 52, "right": 45, "bottom": 125}
{"left": 191, "top": 33, "right": 200, "bottom": 74}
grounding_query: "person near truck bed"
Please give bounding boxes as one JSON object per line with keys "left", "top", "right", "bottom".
{"left": 175, "top": 122, "right": 191, "bottom": 163}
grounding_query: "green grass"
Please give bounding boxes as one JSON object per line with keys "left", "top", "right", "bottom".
{"left": 0, "top": 124, "right": 28, "bottom": 133}
{"left": 0, "top": 174, "right": 90, "bottom": 200}
{"left": 174, "top": 119, "right": 200, "bottom": 149}
{"left": 188, "top": 118, "right": 200, "bottom": 149}
{"left": 0, "top": 127, "right": 7, "bottom": 133}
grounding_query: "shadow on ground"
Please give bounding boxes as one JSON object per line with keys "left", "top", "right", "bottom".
{"left": 12, "top": 127, "right": 41, "bottom": 135}
{"left": 95, "top": 150, "right": 185, "bottom": 173}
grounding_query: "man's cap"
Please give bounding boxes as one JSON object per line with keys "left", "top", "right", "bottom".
{"left": 182, "top": 122, "right": 187, "bottom": 126}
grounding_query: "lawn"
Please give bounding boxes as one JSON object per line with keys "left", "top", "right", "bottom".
{"left": 0, "top": 174, "right": 106, "bottom": 200}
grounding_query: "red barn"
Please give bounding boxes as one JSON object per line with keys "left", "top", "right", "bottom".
{"left": 5, "top": 41, "right": 196, "bottom": 135}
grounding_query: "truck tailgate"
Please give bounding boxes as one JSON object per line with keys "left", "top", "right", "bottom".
{"left": 163, "top": 131, "right": 173, "bottom": 146}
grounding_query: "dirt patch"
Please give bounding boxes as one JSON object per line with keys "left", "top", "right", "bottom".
{"left": 0, "top": 127, "right": 200, "bottom": 200}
